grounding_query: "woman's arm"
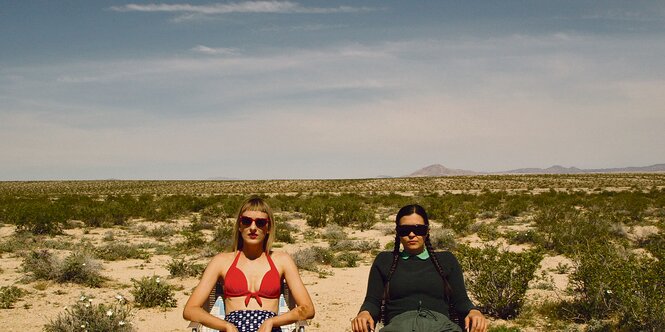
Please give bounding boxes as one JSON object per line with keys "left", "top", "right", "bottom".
{"left": 260, "top": 251, "right": 314, "bottom": 331}
{"left": 183, "top": 254, "right": 238, "bottom": 332}
{"left": 352, "top": 252, "right": 389, "bottom": 332}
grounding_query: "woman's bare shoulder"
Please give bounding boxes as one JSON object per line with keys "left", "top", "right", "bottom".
{"left": 207, "top": 251, "right": 237, "bottom": 270}
{"left": 269, "top": 250, "right": 296, "bottom": 267}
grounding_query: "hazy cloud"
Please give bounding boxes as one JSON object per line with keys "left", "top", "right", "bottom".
{"left": 110, "top": 1, "right": 375, "bottom": 16}
{"left": 191, "top": 45, "right": 239, "bottom": 56}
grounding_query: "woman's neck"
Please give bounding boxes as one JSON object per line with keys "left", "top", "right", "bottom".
{"left": 241, "top": 243, "right": 265, "bottom": 260}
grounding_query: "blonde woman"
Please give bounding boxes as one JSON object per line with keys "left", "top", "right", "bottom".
{"left": 184, "top": 197, "right": 314, "bottom": 332}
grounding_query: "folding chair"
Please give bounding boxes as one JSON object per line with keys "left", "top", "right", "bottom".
{"left": 187, "top": 279, "right": 306, "bottom": 332}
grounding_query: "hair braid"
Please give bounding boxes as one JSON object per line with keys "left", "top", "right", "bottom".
{"left": 425, "top": 236, "right": 452, "bottom": 301}
{"left": 379, "top": 234, "right": 401, "bottom": 324}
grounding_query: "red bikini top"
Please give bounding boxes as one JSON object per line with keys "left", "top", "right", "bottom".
{"left": 223, "top": 251, "right": 280, "bottom": 306}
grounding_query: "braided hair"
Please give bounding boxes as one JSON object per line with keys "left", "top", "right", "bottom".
{"left": 379, "top": 204, "right": 453, "bottom": 324}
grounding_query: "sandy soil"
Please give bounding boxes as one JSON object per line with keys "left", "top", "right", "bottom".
{"left": 0, "top": 216, "right": 572, "bottom": 332}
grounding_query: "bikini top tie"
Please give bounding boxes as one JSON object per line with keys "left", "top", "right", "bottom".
{"left": 223, "top": 251, "right": 280, "bottom": 306}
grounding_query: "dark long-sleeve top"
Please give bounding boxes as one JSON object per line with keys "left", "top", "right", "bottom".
{"left": 359, "top": 251, "right": 476, "bottom": 324}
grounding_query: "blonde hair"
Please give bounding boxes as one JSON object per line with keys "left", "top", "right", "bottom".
{"left": 232, "top": 196, "right": 275, "bottom": 252}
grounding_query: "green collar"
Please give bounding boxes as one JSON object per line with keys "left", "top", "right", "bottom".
{"left": 400, "top": 248, "right": 430, "bottom": 260}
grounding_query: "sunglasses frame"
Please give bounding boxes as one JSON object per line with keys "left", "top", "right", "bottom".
{"left": 239, "top": 216, "right": 270, "bottom": 228}
{"left": 396, "top": 224, "right": 428, "bottom": 237}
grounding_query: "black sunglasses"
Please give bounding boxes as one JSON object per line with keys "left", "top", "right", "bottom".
{"left": 396, "top": 224, "right": 428, "bottom": 237}
{"left": 239, "top": 216, "right": 270, "bottom": 228}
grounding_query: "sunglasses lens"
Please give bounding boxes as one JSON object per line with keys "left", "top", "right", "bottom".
{"left": 240, "top": 216, "right": 253, "bottom": 226}
{"left": 239, "top": 216, "right": 269, "bottom": 227}
{"left": 397, "top": 225, "right": 427, "bottom": 236}
{"left": 255, "top": 219, "right": 268, "bottom": 227}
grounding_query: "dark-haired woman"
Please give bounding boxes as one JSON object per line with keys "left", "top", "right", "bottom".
{"left": 184, "top": 197, "right": 315, "bottom": 332}
{"left": 351, "top": 204, "right": 487, "bottom": 332}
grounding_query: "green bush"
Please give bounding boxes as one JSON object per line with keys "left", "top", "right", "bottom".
{"left": 292, "top": 246, "right": 335, "bottom": 272}
{"left": 0, "top": 286, "right": 26, "bottom": 309}
{"left": 568, "top": 242, "right": 665, "bottom": 331}
{"left": 332, "top": 251, "right": 359, "bottom": 268}
{"left": 166, "top": 258, "right": 205, "bottom": 278}
{"left": 506, "top": 229, "right": 540, "bottom": 245}
{"left": 95, "top": 243, "right": 150, "bottom": 261}
{"left": 21, "top": 249, "right": 60, "bottom": 281}
{"left": 354, "top": 209, "right": 377, "bottom": 231}
{"left": 147, "top": 224, "right": 177, "bottom": 240}
{"left": 209, "top": 220, "right": 234, "bottom": 252}
{"left": 322, "top": 224, "right": 347, "bottom": 245}
{"left": 130, "top": 276, "right": 177, "bottom": 308}
{"left": 44, "top": 294, "right": 134, "bottom": 332}
{"left": 457, "top": 244, "right": 543, "bottom": 319}
{"left": 6, "top": 198, "right": 66, "bottom": 235}
{"left": 329, "top": 239, "right": 380, "bottom": 252}
{"left": 429, "top": 228, "right": 457, "bottom": 250}
{"left": 275, "top": 219, "right": 296, "bottom": 244}
{"left": 488, "top": 326, "right": 521, "bottom": 332}
{"left": 302, "top": 201, "right": 328, "bottom": 228}
{"left": 22, "top": 250, "right": 105, "bottom": 287}
{"left": 180, "top": 228, "right": 206, "bottom": 249}
{"left": 533, "top": 207, "right": 625, "bottom": 255}
{"left": 58, "top": 251, "right": 105, "bottom": 287}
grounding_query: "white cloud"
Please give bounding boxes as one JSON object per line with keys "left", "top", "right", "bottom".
{"left": 109, "top": 1, "right": 375, "bottom": 15}
{"left": 191, "top": 45, "right": 239, "bottom": 56}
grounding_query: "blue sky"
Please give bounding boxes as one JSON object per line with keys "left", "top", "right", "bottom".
{"left": 1, "top": 1, "right": 664, "bottom": 180}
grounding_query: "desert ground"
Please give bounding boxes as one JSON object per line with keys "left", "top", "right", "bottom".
{"left": 1, "top": 175, "right": 663, "bottom": 331}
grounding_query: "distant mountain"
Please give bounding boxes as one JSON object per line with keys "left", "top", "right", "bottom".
{"left": 408, "top": 163, "right": 665, "bottom": 177}
{"left": 501, "top": 165, "right": 583, "bottom": 174}
{"left": 408, "top": 164, "right": 478, "bottom": 177}
{"left": 584, "top": 163, "right": 665, "bottom": 173}
{"left": 499, "top": 163, "right": 665, "bottom": 175}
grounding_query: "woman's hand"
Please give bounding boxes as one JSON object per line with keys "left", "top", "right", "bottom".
{"left": 257, "top": 317, "right": 275, "bottom": 332}
{"left": 464, "top": 309, "right": 488, "bottom": 332}
{"left": 351, "top": 310, "right": 375, "bottom": 332}
{"left": 223, "top": 321, "right": 239, "bottom": 332}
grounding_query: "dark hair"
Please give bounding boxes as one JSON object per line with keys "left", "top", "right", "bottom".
{"left": 379, "top": 204, "right": 453, "bottom": 324}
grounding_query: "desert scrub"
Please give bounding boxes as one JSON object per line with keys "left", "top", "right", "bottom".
{"left": 44, "top": 294, "right": 134, "bottom": 332}
{"left": 3, "top": 197, "right": 66, "bottom": 235}
{"left": 0, "top": 285, "right": 26, "bottom": 309}
{"left": 332, "top": 251, "right": 359, "bottom": 268}
{"left": 58, "top": 251, "right": 106, "bottom": 287}
{"left": 429, "top": 227, "right": 457, "bottom": 250}
{"left": 302, "top": 201, "right": 329, "bottom": 228}
{"left": 166, "top": 257, "right": 205, "bottom": 278}
{"left": 208, "top": 219, "right": 234, "bottom": 252}
{"left": 321, "top": 224, "right": 347, "bottom": 245}
{"left": 275, "top": 218, "right": 296, "bottom": 244}
{"left": 147, "top": 224, "right": 177, "bottom": 240}
{"left": 0, "top": 232, "right": 37, "bottom": 254}
{"left": 567, "top": 242, "right": 665, "bottom": 331}
{"left": 131, "top": 276, "right": 177, "bottom": 308}
{"left": 95, "top": 243, "right": 150, "bottom": 261}
{"left": 472, "top": 222, "right": 501, "bottom": 241}
{"left": 22, "top": 250, "right": 105, "bottom": 287}
{"left": 533, "top": 207, "right": 626, "bottom": 255}
{"left": 488, "top": 326, "right": 521, "bottom": 332}
{"left": 180, "top": 227, "right": 206, "bottom": 249}
{"left": 506, "top": 229, "right": 540, "bottom": 245}
{"left": 21, "top": 249, "right": 60, "bottom": 281}
{"left": 457, "top": 244, "right": 543, "bottom": 319}
{"left": 329, "top": 239, "right": 379, "bottom": 252}
{"left": 292, "top": 246, "right": 334, "bottom": 272}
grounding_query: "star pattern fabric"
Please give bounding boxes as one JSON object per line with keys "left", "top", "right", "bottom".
{"left": 225, "top": 310, "right": 281, "bottom": 332}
